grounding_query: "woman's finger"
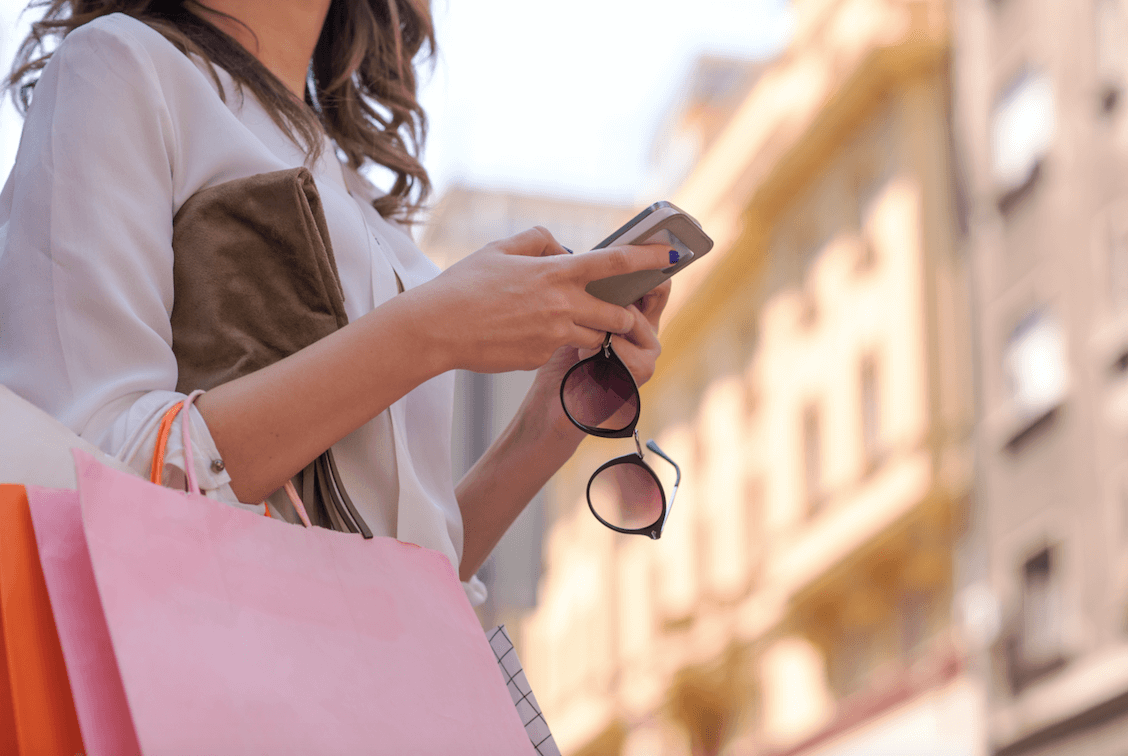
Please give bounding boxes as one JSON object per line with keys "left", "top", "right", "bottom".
{"left": 571, "top": 308, "right": 657, "bottom": 369}
{"left": 635, "top": 280, "right": 672, "bottom": 330}
{"left": 568, "top": 323, "right": 609, "bottom": 353}
{"left": 493, "top": 226, "right": 570, "bottom": 258}
{"left": 571, "top": 296, "right": 636, "bottom": 336}
{"left": 605, "top": 305, "right": 656, "bottom": 351}
{"left": 569, "top": 243, "right": 678, "bottom": 283}
{"left": 609, "top": 334, "right": 661, "bottom": 386}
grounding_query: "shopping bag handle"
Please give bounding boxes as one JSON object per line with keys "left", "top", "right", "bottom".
{"left": 148, "top": 390, "right": 206, "bottom": 495}
{"left": 147, "top": 390, "right": 207, "bottom": 494}
{"left": 151, "top": 402, "right": 184, "bottom": 485}
{"left": 283, "top": 481, "right": 313, "bottom": 528}
{"left": 149, "top": 391, "right": 312, "bottom": 528}
{"left": 149, "top": 392, "right": 202, "bottom": 490}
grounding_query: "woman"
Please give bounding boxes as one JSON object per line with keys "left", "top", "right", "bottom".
{"left": 0, "top": 0, "right": 672, "bottom": 600}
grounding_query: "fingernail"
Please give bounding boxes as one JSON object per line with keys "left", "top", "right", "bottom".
{"left": 564, "top": 246, "right": 575, "bottom": 255}
{"left": 669, "top": 249, "right": 680, "bottom": 264}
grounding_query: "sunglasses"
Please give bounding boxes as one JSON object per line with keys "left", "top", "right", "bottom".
{"left": 559, "top": 333, "right": 681, "bottom": 539}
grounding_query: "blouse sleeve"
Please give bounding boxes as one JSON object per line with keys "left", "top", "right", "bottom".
{"left": 0, "top": 17, "right": 237, "bottom": 501}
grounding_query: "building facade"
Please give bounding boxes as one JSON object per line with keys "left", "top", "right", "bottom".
{"left": 516, "top": 0, "right": 982, "bottom": 753}
{"left": 951, "top": 0, "right": 1128, "bottom": 754}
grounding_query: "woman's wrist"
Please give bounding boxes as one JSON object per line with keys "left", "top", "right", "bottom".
{"left": 390, "top": 286, "right": 463, "bottom": 377}
{"left": 521, "top": 366, "right": 587, "bottom": 451}
{"left": 455, "top": 363, "right": 586, "bottom": 580}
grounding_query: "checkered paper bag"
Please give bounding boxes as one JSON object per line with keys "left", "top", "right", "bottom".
{"left": 489, "top": 625, "right": 562, "bottom": 756}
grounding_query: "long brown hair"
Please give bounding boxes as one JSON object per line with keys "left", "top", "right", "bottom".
{"left": 7, "top": 0, "right": 435, "bottom": 221}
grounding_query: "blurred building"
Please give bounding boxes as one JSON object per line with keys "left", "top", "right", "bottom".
{"left": 646, "top": 55, "right": 767, "bottom": 199}
{"left": 516, "top": 0, "right": 982, "bottom": 754}
{"left": 418, "top": 186, "right": 634, "bottom": 628}
{"left": 950, "top": 0, "right": 1128, "bottom": 754}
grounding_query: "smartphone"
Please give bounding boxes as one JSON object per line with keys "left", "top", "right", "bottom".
{"left": 584, "top": 201, "right": 714, "bottom": 307}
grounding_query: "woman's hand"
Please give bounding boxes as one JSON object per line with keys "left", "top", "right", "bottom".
{"left": 454, "top": 270, "right": 672, "bottom": 580}
{"left": 408, "top": 227, "right": 675, "bottom": 375}
{"left": 536, "top": 277, "right": 672, "bottom": 395}
{"left": 609, "top": 278, "right": 672, "bottom": 387}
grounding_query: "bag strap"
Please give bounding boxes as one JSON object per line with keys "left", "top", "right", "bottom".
{"left": 180, "top": 390, "right": 205, "bottom": 494}
{"left": 150, "top": 402, "right": 184, "bottom": 485}
{"left": 149, "top": 390, "right": 205, "bottom": 494}
{"left": 283, "top": 481, "right": 312, "bottom": 528}
{"left": 151, "top": 391, "right": 311, "bottom": 527}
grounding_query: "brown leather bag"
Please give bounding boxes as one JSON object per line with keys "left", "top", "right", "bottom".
{"left": 170, "top": 167, "right": 371, "bottom": 537}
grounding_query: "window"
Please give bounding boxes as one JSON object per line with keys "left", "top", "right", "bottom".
{"left": 744, "top": 378, "right": 760, "bottom": 420}
{"left": 802, "top": 403, "right": 822, "bottom": 513}
{"left": 738, "top": 310, "right": 759, "bottom": 360}
{"left": 1098, "top": 0, "right": 1127, "bottom": 112}
{"left": 799, "top": 245, "right": 821, "bottom": 328}
{"left": 798, "top": 291, "right": 819, "bottom": 328}
{"left": 746, "top": 476, "right": 764, "bottom": 555}
{"left": 797, "top": 223, "right": 824, "bottom": 328}
{"left": 854, "top": 167, "right": 883, "bottom": 230}
{"left": 1118, "top": 465, "right": 1128, "bottom": 540}
{"left": 899, "top": 591, "right": 931, "bottom": 661}
{"left": 860, "top": 354, "right": 881, "bottom": 471}
{"left": 1109, "top": 220, "right": 1128, "bottom": 314}
{"left": 991, "top": 71, "right": 1056, "bottom": 205}
{"left": 833, "top": 628, "right": 876, "bottom": 697}
{"left": 1021, "top": 548, "right": 1062, "bottom": 667}
{"left": 857, "top": 234, "right": 878, "bottom": 272}
{"left": 853, "top": 163, "right": 883, "bottom": 272}
{"left": 1004, "top": 309, "right": 1068, "bottom": 428}
{"left": 1005, "top": 546, "right": 1067, "bottom": 691}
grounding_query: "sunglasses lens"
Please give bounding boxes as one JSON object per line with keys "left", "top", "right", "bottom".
{"left": 562, "top": 355, "right": 639, "bottom": 433}
{"left": 589, "top": 462, "right": 663, "bottom": 531}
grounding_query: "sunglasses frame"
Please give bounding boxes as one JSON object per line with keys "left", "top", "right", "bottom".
{"left": 559, "top": 333, "right": 640, "bottom": 440}
{"left": 560, "top": 333, "right": 681, "bottom": 539}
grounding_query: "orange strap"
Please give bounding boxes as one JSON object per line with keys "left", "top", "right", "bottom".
{"left": 150, "top": 402, "right": 184, "bottom": 485}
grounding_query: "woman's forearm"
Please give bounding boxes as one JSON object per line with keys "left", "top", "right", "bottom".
{"left": 456, "top": 374, "right": 586, "bottom": 581}
{"left": 195, "top": 289, "right": 448, "bottom": 503}
{"left": 194, "top": 237, "right": 673, "bottom": 505}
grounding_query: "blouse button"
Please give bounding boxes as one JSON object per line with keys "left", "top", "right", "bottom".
{"left": 210, "top": 458, "right": 226, "bottom": 473}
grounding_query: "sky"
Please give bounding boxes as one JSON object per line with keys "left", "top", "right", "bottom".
{"left": 0, "top": 0, "right": 794, "bottom": 205}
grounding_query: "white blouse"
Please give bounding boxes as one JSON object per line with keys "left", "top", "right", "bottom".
{"left": 0, "top": 13, "right": 485, "bottom": 603}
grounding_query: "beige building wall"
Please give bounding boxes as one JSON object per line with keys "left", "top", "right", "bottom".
{"left": 951, "top": 0, "right": 1128, "bottom": 754}
{"left": 518, "top": 0, "right": 981, "bottom": 754}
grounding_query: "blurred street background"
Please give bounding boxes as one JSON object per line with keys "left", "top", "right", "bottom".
{"left": 5, "top": 0, "right": 1128, "bottom": 754}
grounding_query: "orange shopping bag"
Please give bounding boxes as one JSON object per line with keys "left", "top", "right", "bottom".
{"left": 0, "top": 483, "right": 84, "bottom": 755}
{"left": 0, "top": 383, "right": 151, "bottom": 755}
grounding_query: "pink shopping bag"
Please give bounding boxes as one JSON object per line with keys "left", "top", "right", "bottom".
{"left": 26, "top": 484, "right": 140, "bottom": 756}
{"left": 28, "top": 436, "right": 531, "bottom": 753}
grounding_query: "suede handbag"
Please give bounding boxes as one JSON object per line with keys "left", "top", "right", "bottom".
{"left": 171, "top": 167, "right": 370, "bottom": 535}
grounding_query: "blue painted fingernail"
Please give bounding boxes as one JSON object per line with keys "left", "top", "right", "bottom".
{"left": 669, "top": 249, "right": 680, "bottom": 264}
{"left": 564, "top": 246, "right": 575, "bottom": 255}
